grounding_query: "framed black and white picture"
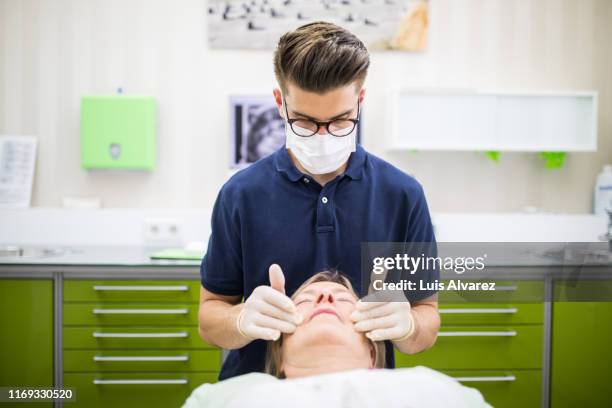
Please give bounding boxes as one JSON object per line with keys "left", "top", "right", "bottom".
{"left": 229, "top": 95, "right": 362, "bottom": 168}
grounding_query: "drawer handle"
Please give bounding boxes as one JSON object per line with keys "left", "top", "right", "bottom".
{"left": 438, "top": 330, "right": 517, "bottom": 337}
{"left": 439, "top": 308, "right": 518, "bottom": 314}
{"left": 92, "top": 308, "right": 189, "bottom": 315}
{"left": 93, "top": 285, "right": 189, "bottom": 291}
{"left": 453, "top": 375, "right": 516, "bottom": 382}
{"left": 93, "top": 332, "right": 188, "bottom": 338}
{"left": 495, "top": 285, "right": 518, "bottom": 291}
{"left": 93, "top": 379, "right": 188, "bottom": 385}
{"left": 94, "top": 355, "right": 189, "bottom": 362}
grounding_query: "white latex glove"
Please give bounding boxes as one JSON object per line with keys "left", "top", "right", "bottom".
{"left": 237, "top": 264, "right": 304, "bottom": 341}
{"left": 350, "top": 299, "right": 415, "bottom": 342}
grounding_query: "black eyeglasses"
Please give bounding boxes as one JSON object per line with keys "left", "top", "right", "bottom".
{"left": 283, "top": 97, "right": 360, "bottom": 137}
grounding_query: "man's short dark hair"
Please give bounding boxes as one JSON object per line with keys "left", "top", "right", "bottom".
{"left": 273, "top": 21, "right": 370, "bottom": 94}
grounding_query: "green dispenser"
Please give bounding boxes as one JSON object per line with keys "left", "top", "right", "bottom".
{"left": 80, "top": 95, "right": 156, "bottom": 170}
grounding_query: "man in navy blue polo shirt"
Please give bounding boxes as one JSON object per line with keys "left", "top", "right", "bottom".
{"left": 198, "top": 21, "right": 440, "bottom": 381}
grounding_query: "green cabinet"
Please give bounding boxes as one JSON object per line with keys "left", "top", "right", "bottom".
{"left": 396, "top": 279, "right": 544, "bottom": 408}
{"left": 442, "top": 369, "right": 541, "bottom": 408}
{"left": 396, "top": 325, "right": 543, "bottom": 370}
{"left": 63, "top": 279, "right": 219, "bottom": 408}
{"left": 551, "top": 281, "right": 612, "bottom": 407}
{"left": 64, "top": 373, "right": 216, "bottom": 408}
{"left": 0, "top": 279, "right": 54, "bottom": 408}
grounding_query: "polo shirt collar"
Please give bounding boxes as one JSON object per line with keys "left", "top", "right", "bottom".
{"left": 344, "top": 144, "right": 366, "bottom": 180}
{"left": 274, "top": 146, "right": 304, "bottom": 182}
{"left": 274, "top": 144, "right": 366, "bottom": 182}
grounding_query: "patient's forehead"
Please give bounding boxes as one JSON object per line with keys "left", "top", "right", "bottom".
{"left": 293, "top": 281, "right": 355, "bottom": 299}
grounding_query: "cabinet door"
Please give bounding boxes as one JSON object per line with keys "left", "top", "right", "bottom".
{"left": 551, "top": 281, "right": 612, "bottom": 407}
{"left": 443, "top": 369, "right": 541, "bottom": 408}
{"left": 0, "top": 279, "right": 54, "bottom": 408}
{"left": 63, "top": 372, "right": 217, "bottom": 408}
{"left": 395, "top": 325, "right": 542, "bottom": 370}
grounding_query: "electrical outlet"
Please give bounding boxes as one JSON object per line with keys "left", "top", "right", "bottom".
{"left": 143, "top": 217, "right": 184, "bottom": 247}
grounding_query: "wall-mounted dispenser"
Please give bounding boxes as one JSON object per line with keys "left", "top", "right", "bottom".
{"left": 80, "top": 95, "right": 156, "bottom": 170}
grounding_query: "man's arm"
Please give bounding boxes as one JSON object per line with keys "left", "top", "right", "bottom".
{"left": 392, "top": 296, "right": 440, "bottom": 354}
{"left": 198, "top": 286, "right": 251, "bottom": 350}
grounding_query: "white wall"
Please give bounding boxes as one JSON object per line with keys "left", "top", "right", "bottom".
{"left": 1, "top": 0, "right": 611, "bottom": 212}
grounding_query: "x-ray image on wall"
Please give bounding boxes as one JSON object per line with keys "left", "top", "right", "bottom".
{"left": 230, "top": 95, "right": 362, "bottom": 168}
{"left": 230, "top": 96, "right": 285, "bottom": 168}
{"left": 208, "top": 0, "right": 428, "bottom": 51}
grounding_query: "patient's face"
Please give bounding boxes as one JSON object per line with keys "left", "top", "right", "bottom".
{"left": 281, "top": 281, "right": 373, "bottom": 375}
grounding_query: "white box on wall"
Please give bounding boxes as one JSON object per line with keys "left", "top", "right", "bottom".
{"left": 386, "top": 90, "right": 598, "bottom": 152}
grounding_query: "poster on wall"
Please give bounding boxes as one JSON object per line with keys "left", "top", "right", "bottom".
{"left": 230, "top": 95, "right": 362, "bottom": 168}
{"left": 208, "top": 0, "right": 429, "bottom": 51}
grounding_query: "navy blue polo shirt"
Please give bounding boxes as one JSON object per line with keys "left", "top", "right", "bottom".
{"left": 201, "top": 144, "right": 438, "bottom": 380}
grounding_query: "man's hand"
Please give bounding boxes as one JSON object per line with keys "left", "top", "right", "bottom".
{"left": 351, "top": 265, "right": 416, "bottom": 342}
{"left": 236, "top": 264, "right": 303, "bottom": 341}
{"left": 350, "top": 300, "right": 415, "bottom": 342}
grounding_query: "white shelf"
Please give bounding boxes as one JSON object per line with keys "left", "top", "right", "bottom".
{"left": 386, "top": 90, "right": 598, "bottom": 152}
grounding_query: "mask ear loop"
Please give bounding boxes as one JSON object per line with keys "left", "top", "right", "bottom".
{"left": 281, "top": 94, "right": 290, "bottom": 122}
{"left": 281, "top": 95, "right": 293, "bottom": 145}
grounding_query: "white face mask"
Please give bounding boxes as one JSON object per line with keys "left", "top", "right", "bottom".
{"left": 285, "top": 124, "right": 356, "bottom": 175}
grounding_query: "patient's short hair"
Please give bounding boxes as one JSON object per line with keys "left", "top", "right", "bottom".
{"left": 265, "top": 270, "right": 386, "bottom": 378}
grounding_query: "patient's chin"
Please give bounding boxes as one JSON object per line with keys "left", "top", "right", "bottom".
{"left": 291, "top": 321, "right": 358, "bottom": 348}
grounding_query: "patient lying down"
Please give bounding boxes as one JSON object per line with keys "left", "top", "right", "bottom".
{"left": 183, "top": 271, "right": 491, "bottom": 408}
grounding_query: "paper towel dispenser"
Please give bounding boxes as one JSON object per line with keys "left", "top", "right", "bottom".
{"left": 80, "top": 95, "right": 156, "bottom": 170}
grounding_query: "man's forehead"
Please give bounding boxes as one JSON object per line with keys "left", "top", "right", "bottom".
{"left": 283, "top": 83, "right": 359, "bottom": 119}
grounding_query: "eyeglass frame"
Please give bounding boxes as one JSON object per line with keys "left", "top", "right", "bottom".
{"left": 282, "top": 96, "right": 361, "bottom": 138}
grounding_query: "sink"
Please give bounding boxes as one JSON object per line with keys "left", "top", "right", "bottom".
{"left": 0, "top": 245, "right": 66, "bottom": 259}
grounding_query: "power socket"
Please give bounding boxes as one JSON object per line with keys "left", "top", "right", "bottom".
{"left": 143, "top": 217, "right": 184, "bottom": 247}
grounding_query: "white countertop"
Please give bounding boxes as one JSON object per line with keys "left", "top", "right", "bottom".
{"left": 0, "top": 208, "right": 609, "bottom": 269}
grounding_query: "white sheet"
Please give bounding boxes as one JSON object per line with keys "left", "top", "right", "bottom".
{"left": 183, "top": 366, "right": 492, "bottom": 408}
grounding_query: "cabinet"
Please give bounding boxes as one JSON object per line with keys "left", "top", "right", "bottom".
{"left": 62, "top": 280, "right": 220, "bottom": 408}
{"left": 550, "top": 281, "right": 612, "bottom": 407}
{"left": 387, "top": 90, "right": 598, "bottom": 152}
{"left": 0, "top": 279, "right": 54, "bottom": 408}
{"left": 395, "top": 280, "right": 544, "bottom": 408}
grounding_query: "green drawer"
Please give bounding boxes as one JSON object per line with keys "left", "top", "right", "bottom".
{"left": 395, "top": 325, "right": 542, "bottom": 370}
{"left": 439, "top": 303, "right": 543, "bottom": 325}
{"left": 442, "top": 369, "right": 541, "bottom": 408}
{"left": 438, "top": 280, "right": 544, "bottom": 303}
{"left": 64, "top": 280, "right": 201, "bottom": 303}
{"left": 64, "top": 303, "right": 198, "bottom": 326}
{"left": 64, "top": 349, "right": 221, "bottom": 372}
{"left": 64, "top": 327, "right": 214, "bottom": 349}
{"left": 63, "top": 372, "right": 216, "bottom": 408}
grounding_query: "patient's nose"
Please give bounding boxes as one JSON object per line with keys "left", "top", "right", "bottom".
{"left": 316, "top": 291, "right": 335, "bottom": 305}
